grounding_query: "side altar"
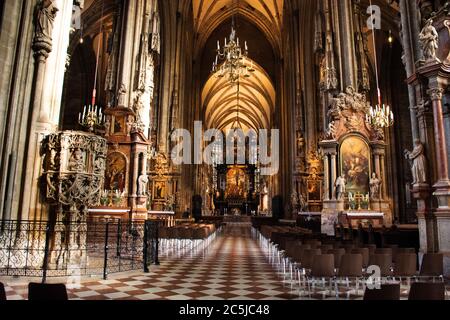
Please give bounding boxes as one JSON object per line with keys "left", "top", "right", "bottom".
{"left": 320, "top": 86, "right": 392, "bottom": 235}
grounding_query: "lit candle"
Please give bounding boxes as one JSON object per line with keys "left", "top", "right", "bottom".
{"left": 245, "top": 41, "right": 248, "bottom": 51}
{"left": 82, "top": 106, "right": 86, "bottom": 119}
{"left": 217, "top": 40, "right": 220, "bottom": 50}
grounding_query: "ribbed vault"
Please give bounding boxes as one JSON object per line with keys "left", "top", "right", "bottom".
{"left": 202, "top": 59, "right": 275, "bottom": 131}
{"left": 193, "top": 0, "right": 284, "bottom": 57}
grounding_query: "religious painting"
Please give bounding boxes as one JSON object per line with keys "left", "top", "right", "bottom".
{"left": 153, "top": 181, "right": 166, "bottom": 201}
{"left": 113, "top": 116, "right": 126, "bottom": 134}
{"left": 307, "top": 179, "right": 322, "bottom": 202}
{"left": 225, "top": 166, "right": 247, "bottom": 199}
{"left": 340, "top": 136, "right": 370, "bottom": 195}
{"left": 105, "top": 152, "right": 127, "bottom": 191}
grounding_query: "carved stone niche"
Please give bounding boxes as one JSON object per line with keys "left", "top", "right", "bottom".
{"left": 42, "top": 131, "right": 108, "bottom": 211}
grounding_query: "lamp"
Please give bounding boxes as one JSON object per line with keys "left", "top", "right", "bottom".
{"left": 211, "top": 1, "right": 255, "bottom": 83}
{"left": 365, "top": 0, "right": 394, "bottom": 129}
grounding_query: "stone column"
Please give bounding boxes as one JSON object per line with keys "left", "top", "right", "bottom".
{"left": 323, "top": 153, "right": 330, "bottom": 201}
{"left": 21, "top": 0, "right": 73, "bottom": 221}
{"left": 427, "top": 85, "right": 450, "bottom": 192}
{"left": 337, "top": 0, "right": 357, "bottom": 89}
{"left": 330, "top": 152, "right": 337, "bottom": 200}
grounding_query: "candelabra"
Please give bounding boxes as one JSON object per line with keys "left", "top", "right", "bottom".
{"left": 212, "top": 25, "right": 255, "bottom": 83}
{"left": 366, "top": 103, "right": 394, "bottom": 128}
{"left": 79, "top": 105, "right": 105, "bottom": 133}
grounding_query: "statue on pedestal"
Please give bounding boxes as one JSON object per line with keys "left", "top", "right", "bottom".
{"left": 291, "top": 190, "right": 299, "bottom": 213}
{"left": 419, "top": 19, "right": 440, "bottom": 62}
{"left": 334, "top": 175, "right": 346, "bottom": 200}
{"left": 404, "top": 139, "right": 427, "bottom": 185}
{"left": 137, "top": 174, "right": 148, "bottom": 196}
{"left": 369, "top": 173, "right": 382, "bottom": 200}
{"left": 35, "top": 0, "right": 59, "bottom": 42}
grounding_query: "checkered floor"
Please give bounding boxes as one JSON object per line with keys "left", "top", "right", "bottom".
{"left": 1, "top": 224, "right": 449, "bottom": 300}
{"left": 2, "top": 224, "right": 299, "bottom": 300}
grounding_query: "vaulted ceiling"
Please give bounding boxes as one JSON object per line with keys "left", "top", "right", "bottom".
{"left": 202, "top": 60, "right": 275, "bottom": 131}
{"left": 193, "top": 0, "right": 284, "bottom": 56}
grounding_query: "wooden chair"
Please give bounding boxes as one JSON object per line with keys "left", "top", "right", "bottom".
{"left": 0, "top": 282, "right": 6, "bottom": 301}
{"left": 28, "top": 283, "right": 68, "bottom": 301}
{"left": 351, "top": 248, "right": 370, "bottom": 268}
{"left": 363, "top": 284, "right": 400, "bottom": 300}
{"left": 408, "top": 282, "right": 446, "bottom": 300}
{"left": 368, "top": 254, "right": 393, "bottom": 278}
{"left": 336, "top": 254, "right": 364, "bottom": 297}
{"left": 308, "top": 254, "right": 335, "bottom": 296}
{"left": 419, "top": 253, "right": 444, "bottom": 281}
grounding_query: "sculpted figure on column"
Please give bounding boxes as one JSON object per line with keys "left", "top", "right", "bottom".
{"left": 369, "top": 173, "right": 381, "bottom": 200}
{"left": 419, "top": 19, "right": 440, "bottom": 62}
{"left": 404, "top": 139, "right": 427, "bottom": 185}
{"left": 35, "top": 0, "right": 59, "bottom": 42}
{"left": 334, "top": 175, "right": 346, "bottom": 200}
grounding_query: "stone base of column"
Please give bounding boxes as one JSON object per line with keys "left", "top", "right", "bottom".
{"left": 417, "top": 212, "right": 438, "bottom": 254}
{"left": 433, "top": 180, "right": 450, "bottom": 208}
{"left": 131, "top": 207, "right": 149, "bottom": 220}
{"left": 321, "top": 200, "right": 344, "bottom": 236}
{"left": 435, "top": 211, "right": 450, "bottom": 277}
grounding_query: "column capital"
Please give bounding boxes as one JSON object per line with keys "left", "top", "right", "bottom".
{"left": 427, "top": 87, "right": 445, "bottom": 101}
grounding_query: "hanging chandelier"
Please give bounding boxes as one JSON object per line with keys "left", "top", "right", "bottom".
{"left": 212, "top": 14, "right": 255, "bottom": 83}
{"left": 365, "top": 0, "right": 394, "bottom": 129}
{"left": 78, "top": 0, "right": 105, "bottom": 133}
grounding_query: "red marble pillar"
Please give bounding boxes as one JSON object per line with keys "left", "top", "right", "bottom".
{"left": 428, "top": 87, "right": 450, "bottom": 188}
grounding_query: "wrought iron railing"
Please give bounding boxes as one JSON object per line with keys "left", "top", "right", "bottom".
{"left": 0, "top": 219, "right": 160, "bottom": 282}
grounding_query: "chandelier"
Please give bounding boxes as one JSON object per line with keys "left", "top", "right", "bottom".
{"left": 212, "top": 16, "right": 255, "bottom": 83}
{"left": 365, "top": 0, "right": 394, "bottom": 129}
{"left": 79, "top": 0, "right": 105, "bottom": 133}
{"left": 366, "top": 94, "right": 394, "bottom": 128}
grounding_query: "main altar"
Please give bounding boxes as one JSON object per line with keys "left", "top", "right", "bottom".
{"left": 213, "top": 164, "right": 259, "bottom": 215}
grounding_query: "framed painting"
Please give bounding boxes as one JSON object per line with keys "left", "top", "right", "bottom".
{"left": 340, "top": 135, "right": 370, "bottom": 195}
{"left": 307, "top": 179, "right": 322, "bottom": 202}
{"left": 153, "top": 181, "right": 167, "bottom": 201}
{"left": 113, "top": 116, "right": 126, "bottom": 134}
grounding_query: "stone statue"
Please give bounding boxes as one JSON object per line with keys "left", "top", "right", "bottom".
{"left": 334, "top": 175, "right": 346, "bottom": 200}
{"left": 117, "top": 84, "right": 127, "bottom": 107}
{"left": 369, "top": 172, "right": 382, "bottom": 200}
{"left": 325, "top": 121, "right": 337, "bottom": 140}
{"left": 419, "top": 19, "right": 440, "bottom": 62}
{"left": 165, "top": 194, "right": 175, "bottom": 211}
{"left": 137, "top": 174, "right": 148, "bottom": 196}
{"left": 298, "top": 193, "right": 306, "bottom": 212}
{"left": 35, "top": 0, "right": 58, "bottom": 42}
{"left": 404, "top": 139, "right": 427, "bottom": 185}
{"left": 104, "top": 120, "right": 110, "bottom": 136}
{"left": 68, "top": 148, "right": 84, "bottom": 171}
{"left": 291, "top": 190, "right": 299, "bottom": 211}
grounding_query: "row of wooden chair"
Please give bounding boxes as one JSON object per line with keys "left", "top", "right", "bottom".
{"left": 257, "top": 226, "right": 446, "bottom": 299}
{"left": 158, "top": 223, "right": 218, "bottom": 251}
{"left": 0, "top": 282, "right": 68, "bottom": 301}
{"left": 363, "top": 282, "right": 446, "bottom": 300}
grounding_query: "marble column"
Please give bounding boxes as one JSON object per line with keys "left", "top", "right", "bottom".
{"left": 427, "top": 86, "right": 450, "bottom": 192}
{"left": 330, "top": 152, "right": 337, "bottom": 200}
